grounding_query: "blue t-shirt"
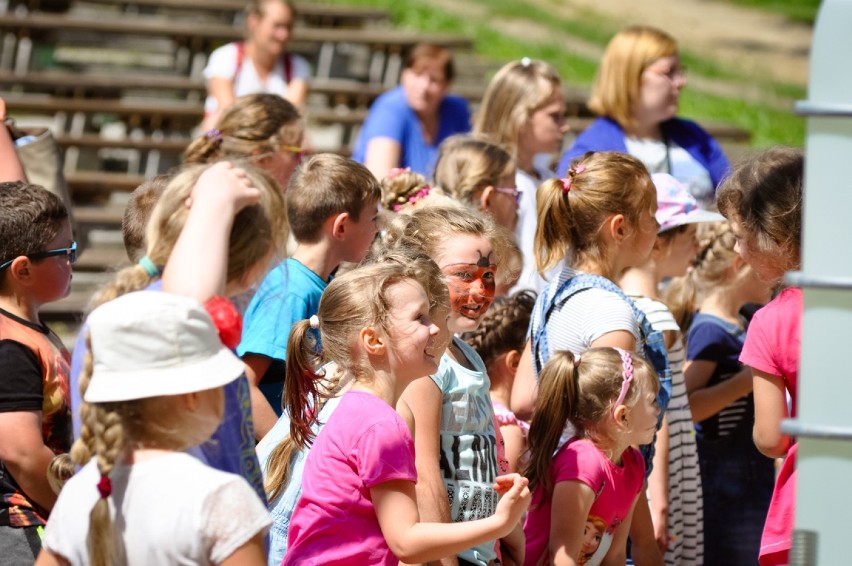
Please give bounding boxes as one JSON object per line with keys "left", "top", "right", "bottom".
{"left": 238, "top": 258, "right": 327, "bottom": 414}
{"left": 69, "top": 280, "right": 266, "bottom": 504}
{"left": 352, "top": 86, "right": 471, "bottom": 176}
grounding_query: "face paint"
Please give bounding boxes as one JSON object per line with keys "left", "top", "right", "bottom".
{"left": 441, "top": 250, "right": 497, "bottom": 320}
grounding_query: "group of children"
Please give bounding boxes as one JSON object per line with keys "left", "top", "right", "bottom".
{"left": 0, "top": 79, "right": 804, "bottom": 566}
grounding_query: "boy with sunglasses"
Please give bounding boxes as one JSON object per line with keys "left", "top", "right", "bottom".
{"left": 0, "top": 181, "right": 75, "bottom": 561}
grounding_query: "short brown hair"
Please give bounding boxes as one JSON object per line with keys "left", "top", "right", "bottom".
{"left": 405, "top": 43, "right": 455, "bottom": 83}
{"left": 588, "top": 26, "right": 678, "bottom": 129}
{"left": 286, "top": 154, "right": 381, "bottom": 243}
{"left": 0, "top": 181, "right": 68, "bottom": 282}
{"left": 122, "top": 175, "right": 172, "bottom": 263}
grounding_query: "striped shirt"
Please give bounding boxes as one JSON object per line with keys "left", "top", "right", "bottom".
{"left": 632, "top": 296, "right": 704, "bottom": 566}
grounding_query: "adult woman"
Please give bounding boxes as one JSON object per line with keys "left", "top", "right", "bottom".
{"left": 557, "top": 26, "right": 729, "bottom": 208}
{"left": 185, "top": 93, "right": 304, "bottom": 192}
{"left": 474, "top": 59, "right": 569, "bottom": 293}
{"left": 352, "top": 43, "right": 471, "bottom": 179}
{"left": 202, "top": 0, "right": 310, "bottom": 130}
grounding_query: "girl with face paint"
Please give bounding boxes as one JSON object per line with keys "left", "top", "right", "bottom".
{"left": 385, "top": 204, "right": 521, "bottom": 566}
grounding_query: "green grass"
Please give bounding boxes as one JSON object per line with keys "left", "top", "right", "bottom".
{"left": 722, "top": 0, "right": 820, "bottom": 24}
{"left": 324, "top": 0, "right": 807, "bottom": 147}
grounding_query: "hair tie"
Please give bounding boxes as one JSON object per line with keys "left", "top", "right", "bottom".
{"left": 611, "top": 347, "right": 635, "bottom": 417}
{"left": 573, "top": 353, "right": 581, "bottom": 368}
{"left": 309, "top": 315, "right": 319, "bottom": 329}
{"left": 205, "top": 128, "right": 222, "bottom": 143}
{"left": 560, "top": 164, "right": 587, "bottom": 194}
{"left": 97, "top": 475, "right": 112, "bottom": 499}
{"left": 393, "top": 185, "right": 431, "bottom": 212}
{"left": 138, "top": 256, "right": 159, "bottom": 277}
{"left": 520, "top": 57, "right": 532, "bottom": 67}
{"left": 560, "top": 177, "right": 572, "bottom": 193}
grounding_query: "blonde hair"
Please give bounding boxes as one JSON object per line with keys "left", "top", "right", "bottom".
{"left": 380, "top": 168, "right": 444, "bottom": 212}
{"left": 385, "top": 203, "right": 513, "bottom": 272}
{"left": 93, "top": 161, "right": 287, "bottom": 308}
{"left": 535, "top": 151, "right": 656, "bottom": 273}
{"left": 433, "top": 134, "right": 515, "bottom": 208}
{"left": 588, "top": 26, "right": 678, "bottom": 129}
{"left": 474, "top": 59, "right": 562, "bottom": 152}
{"left": 54, "top": 336, "right": 223, "bottom": 566}
{"left": 184, "top": 93, "right": 303, "bottom": 166}
{"left": 716, "top": 146, "right": 803, "bottom": 277}
{"left": 524, "top": 348, "right": 658, "bottom": 496}
{"left": 265, "top": 250, "right": 448, "bottom": 501}
{"left": 665, "top": 221, "right": 739, "bottom": 330}
{"left": 286, "top": 153, "right": 381, "bottom": 243}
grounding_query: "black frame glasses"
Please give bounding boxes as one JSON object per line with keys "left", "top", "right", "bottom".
{"left": 0, "top": 241, "right": 77, "bottom": 270}
{"left": 494, "top": 187, "right": 522, "bottom": 206}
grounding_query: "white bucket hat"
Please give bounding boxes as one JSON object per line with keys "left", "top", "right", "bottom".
{"left": 84, "top": 291, "right": 245, "bottom": 403}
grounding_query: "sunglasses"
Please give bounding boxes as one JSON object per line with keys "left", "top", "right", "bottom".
{"left": 494, "top": 187, "right": 521, "bottom": 206}
{"left": 0, "top": 241, "right": 78, "bottom": 270}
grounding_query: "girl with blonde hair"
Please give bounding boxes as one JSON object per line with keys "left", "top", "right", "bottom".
{"left": 475, "top": 58, "right": 569, "bottom": 292}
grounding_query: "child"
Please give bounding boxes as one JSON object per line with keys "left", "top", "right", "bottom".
{"left": 282, "top": 262, "right": 531, "bottom": 564}
{"left": 256, "top": 246, "right": 451, "bottom": 566}
{"left": 187, "top": 93, "right": 305, "bottom": 191}
{"left": 680, "top": 221, "right": 773, "bottom": 564}
{"left": 121, "top": 174, "right": 172, "bottom": 263}
{"left": 386, "top": 204, "right": 519, "bottom": 566}
{"left": 524, "top": 348, "right": 660, "bottom": 565}
{"left": 70, "top": 161, "right": 287, "bottom": 503}
{"left": 0, "top": 182, "right": 74, "bottom": 560}
{"left": 619, "top": 173, "right": 722, "bottom": 564}
{"left": 433, "top": 134, "right": 519, "bottom": 232}
{"left": 474, "top": 58, "right": 568, "bottom": 294}
{"left": 380, "top": 167, "right": 445, "bottom": 213}
{"left": 464, "top": 290, "right": 536, "bottom": 473}
{"left": 37, "top": 291, "right": 271, "bottom": 565}
{"left": 238, "top": 154, "right": 380, "bottom": 437}
{"left": 716, "top": 146, "right": 804, "bottom": 566}
{"left": 512, "top": 151, "right": 672, "bottom": 565}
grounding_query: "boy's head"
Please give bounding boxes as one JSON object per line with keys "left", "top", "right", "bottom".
{"left": 122, "top": 174, "right": 172, "bottom": 263}
{"left": 286, "top": 154, "right": 381, "bottom": 262}
{"left": 0, "top": 181, "right": 73, "bottom": 300}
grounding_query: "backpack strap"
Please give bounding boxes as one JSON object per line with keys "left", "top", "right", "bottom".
{"left": 283, "top": 52, "right": 293, "bottom": 84}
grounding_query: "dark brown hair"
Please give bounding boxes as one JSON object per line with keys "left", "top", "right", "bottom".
{"left": 405, "top": 43, "right": 455, "bottom": 83}
{"left": 463, "top": 290, "right": 535, "bottom": 366}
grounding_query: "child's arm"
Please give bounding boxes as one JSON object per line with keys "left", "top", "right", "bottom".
{"left": 646, "top": 415, "right": 669, "bottom": 553}
{"left": 0, "top": 98, "right": 26, "bottom": 183}
{"left": 398, "top": 377, "right": 458, "bottom": 566}
{"left": 752, "top": 368, "right": 791, "bottom": 458}
{"left": 0, "top": 410, "right": 59, "bottom": 511}
{"left": 34, "top": 550, "right": 70, "bottom": 566}
{"left": 501, "top": 423, "right": 526, "bottom": 474}
{"left": 511, "top": 341, "right": 537, "bottom": 421}
{"left": 683, "top": 360, "right": 753, "bottom": 422}
{"left": 372, "top": 474, "right": 530, "bottom": 564}
{"left": 499, "top": 521, "right": 525, "bottom": 566}
{"left": 601, "top": 495, "right": 639, "bottom": 566}
{"left": 627, "top": 490, "right": 665, "bottom": 566}
{"left": 218, "top": 532, "right": 266, "bottom": 566}
{"left": 548, "top": 480, "right": 596, "bottom": 566}
{"left": 162, "top": 161, "right": 260, "bottom": 301}
{"left": 242, "top": 354, "right": 282, "bottom": 440}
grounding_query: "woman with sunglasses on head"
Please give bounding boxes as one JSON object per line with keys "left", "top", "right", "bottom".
{"left": 557, "top": 26, "right": 729, "bottom": 209}
{"left": 185, "top": 93, "right": 304, "bottom": 193}
{"left": 202, "top": 0, "right": 309, "bottom": 131}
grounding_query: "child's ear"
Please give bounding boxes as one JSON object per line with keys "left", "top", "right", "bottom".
{"left": 331, "top": 212, "right": 350, "bottom": 241}
{"left": 608, "top": 214, "right": 626, "bottom": 243}
{"left": 478, "top": 186, "right": 495, "bottom": 214}
{"left": 612, "top": 404, "right": 629, "bottom": 426}
{"left": 8, "top": 257, "right": 33, "bottom": 286}
{"left": 359, "top": 326, "right": 385, "bottom": 355}
{"left": 504, "top": 349, "right": 522, "bottom": 373}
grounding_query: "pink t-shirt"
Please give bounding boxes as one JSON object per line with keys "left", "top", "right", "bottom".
{"left": 523, "top": 439, "right": 645, "bottom": 566}
{"left": 283, "top": 390, "right": 417, "bottom": 566}
{"left": 740, "top": 287, "right": 802, "bottom": 565}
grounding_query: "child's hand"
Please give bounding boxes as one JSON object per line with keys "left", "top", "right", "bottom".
{"left": 187, "top": 161, "right": 260, "bottom": 213}
{"left": 493, "top": 473, "right": 531, "bottom": 536}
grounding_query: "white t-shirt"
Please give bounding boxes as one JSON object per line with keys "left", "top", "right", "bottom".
{"left": 625, "top": 136, "right": 715, "bottom": 208}
{"left": 203, "top": 42, "right": 311, "bottom": 114}
{"left": 43, "top": 452, "right": 271, "bottom": 566}
{"left": 510, "top": 166, "right": 558, "bottom": 294}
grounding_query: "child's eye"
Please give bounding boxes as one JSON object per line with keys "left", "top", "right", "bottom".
{"left": 482, "top": 270, "right": 496, "bottom": 281}
{"left": 452, "top": 271, "right": 473, "bottom": 281}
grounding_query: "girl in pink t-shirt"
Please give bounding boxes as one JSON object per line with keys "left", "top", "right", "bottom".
{"left": 716, "top": 146, "right": 804, "bottom": 566}
{"left": 281, "top": 261, "right": 531, "bottom": 566}
{"left": 523, "top": 348, "right": 660, "bottom": 566}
